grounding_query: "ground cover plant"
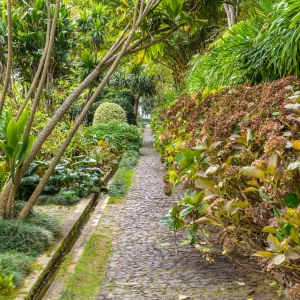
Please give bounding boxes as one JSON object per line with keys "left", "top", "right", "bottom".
{"left": 108, "top": 150, "right": 140, "bottom": 203}
{"left": 153, "top": 76, "right": 300, "bottom": 295}
{"left": 0, "top": 210, "right": 60, "bottom": 291}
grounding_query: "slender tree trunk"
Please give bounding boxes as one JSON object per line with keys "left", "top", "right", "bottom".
{"left": 134, "top": 96, "right": 140, "bottom": 117}
{"left": 23, "top": 0, "right": 60, "bottom": 141}
{"left": 0, "top": 0, "right": 13, "bottom": 114}
{"left": 223, "top": 3, "right": 238, "bottom": 27}
{"left": 16, "top": 0, "right": 52, "bottom": 120}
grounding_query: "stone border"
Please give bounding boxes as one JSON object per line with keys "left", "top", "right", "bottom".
{"left": 15, "top": 163, "right": 118, "bottom": 300}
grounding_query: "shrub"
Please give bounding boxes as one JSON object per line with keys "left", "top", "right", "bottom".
{"left": 102, "top": 89, "right": 136, "bottom": 124}
{"left": 26, "top": 212, "right": 61, "bottom": 237}
{"left": 84, "top": 121, "right": 142, "bottom": 152}
{"left": 154, "top": 77, "right": 300, "bottom": 279}
{"left": 0, "top": 220, "right": 54, "bottom": 255}
{"left": 0, "top": 253, "right": 33, "bottom": 287}
{"left": 93, "top": 102, "right": 127, "bottom": 125}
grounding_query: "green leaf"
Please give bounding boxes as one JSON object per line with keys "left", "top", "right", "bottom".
{"left": 6, "top": 118, "right": 18, "bottom": 148}
{"left": 262, "top": 226, "right": 277, "bottom": 234}
{"left": 179, "top": 206, "right": 194, "bottom": 217}
{"left": 16, "top": 108, "right": 29, "bottom": 137}
{"left": 0, "top": 140, "right": 13, "bottom": 157}
{"left": 283, "top": 194, "right": 300, "bottom": 208}
{"left": 267, "top": 234, "right": 282, "bottom": 252}
{"left": 175, "top": 149, "right": 195, "bottom": 169}
{"left": 290, "top": 227, "right": 300, "bottom": 245}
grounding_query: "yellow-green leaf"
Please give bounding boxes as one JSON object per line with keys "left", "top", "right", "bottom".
{"left": 243, "top": 187, "right": 259, "bottom": 193}
{"left": 262, "top": 226, "right": 277, "bottom": 234}
{"left": 253, "top": 251, "right": 276, "bottom": 258}
{"left": 241, "top": 166, "right": 265, "bottom": 180}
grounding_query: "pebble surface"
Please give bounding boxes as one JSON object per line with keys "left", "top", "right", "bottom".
{"left": 97, "top": 126, "right": 279, "bottom": 300}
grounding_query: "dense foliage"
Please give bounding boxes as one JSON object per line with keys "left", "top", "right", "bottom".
{"left": 187, "top": 0, "right": 300, "bottom": 92}
{"left": 84, "top": 121, "right": 143, "bottom": 152}
{"left": 153, "top": 76, "right": 300, "bottom": 289}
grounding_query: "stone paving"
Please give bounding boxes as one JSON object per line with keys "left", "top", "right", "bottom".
{"left": 97, "top": 127, "right": 279, "bottom": 300}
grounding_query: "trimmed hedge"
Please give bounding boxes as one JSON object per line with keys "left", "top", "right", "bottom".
{"left": 93, "top": 102, "right": 127, "bottom": 125}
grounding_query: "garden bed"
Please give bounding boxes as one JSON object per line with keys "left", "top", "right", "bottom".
{"left": 11, "top": 164, "right": 118, "bottom": 300}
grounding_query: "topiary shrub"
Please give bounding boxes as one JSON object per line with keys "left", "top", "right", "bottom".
{"left": 93, "top": 102, "right": 127, "bottom": 125}
{"left": 102, "top": 89, "right": 136, "bottom": 124}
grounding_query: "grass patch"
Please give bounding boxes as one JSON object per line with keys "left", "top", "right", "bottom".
{"left": 108, "top": 150, "right": 139, "bottom": 204}
{"left": 0, "top": 220, "right": 54, "bottom": 255}
{"left": 0, "top": 212, "right": 61, "bottom": 296}
{"left": 0, "top": 252, "right": 34, "bottom": 287}
{"left": 60, "top": 233, "right": 112, "bottom": 300}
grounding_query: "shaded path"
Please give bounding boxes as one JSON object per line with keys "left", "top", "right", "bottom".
{"left": 97, "top": 127, "right": 278, "bottom": 300}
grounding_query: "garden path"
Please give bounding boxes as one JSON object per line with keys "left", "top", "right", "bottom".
{"left": 97, "top": 126, "right": 279, "bottom": 300}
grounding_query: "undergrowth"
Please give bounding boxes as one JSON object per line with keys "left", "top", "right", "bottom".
{"left": 108, "top": 150, "right": 139, "bottom": 203}
{"left": 0, "top": 212, "right": 60, "bottom": 292}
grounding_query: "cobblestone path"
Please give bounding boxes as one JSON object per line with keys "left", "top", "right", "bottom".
{"left": 97, "top": 127, "right": 278, "bottom": 300}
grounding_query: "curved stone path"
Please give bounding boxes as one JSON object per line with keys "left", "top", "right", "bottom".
{"left": 97, "top": 127, "right": 279, "bottom": 300}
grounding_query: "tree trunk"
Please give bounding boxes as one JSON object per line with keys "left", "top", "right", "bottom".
{"left": 16, "top": 0, "right": 52, "bottom": 120}
{"left": 134, "top": 96, "right": 140, "bottom": 117}
{"left": 23, "top": 0, "right": 60, "bottom": 141}
{"left": 223, "top": 3, "right": 238, "bottom": 27}
{"left": 0, "top": 0, "right": 13, "bottom": 114}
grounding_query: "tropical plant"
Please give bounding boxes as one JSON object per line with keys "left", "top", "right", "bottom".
{"left": 186, "top": 0, "right": 300, "bottom": 92}
{"left": 110, "top": 66, "right": 156, "bottom": 118}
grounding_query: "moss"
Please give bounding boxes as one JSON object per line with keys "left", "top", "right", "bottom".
{"left": 60, "top": 233, "right": 112, "bottom": 300}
